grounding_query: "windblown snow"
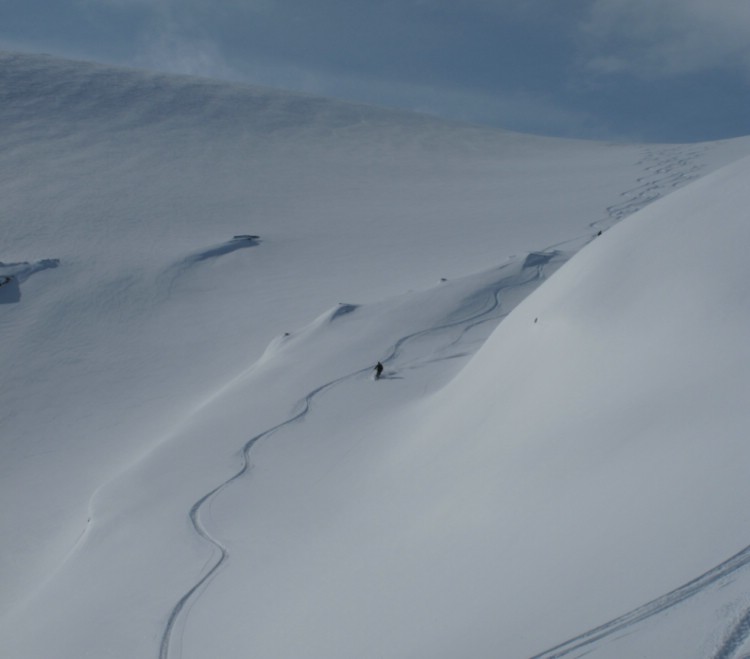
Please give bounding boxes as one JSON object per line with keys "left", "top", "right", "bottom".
{"left": 3, "top": 51, "right": 750, "bottom": 658}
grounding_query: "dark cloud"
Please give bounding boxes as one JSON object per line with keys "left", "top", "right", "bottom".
{"left": 579, "top": 0, "right": 750, "bottom": 78}
{"left": 1, "top": 0, "right": 749, "bottom": 141}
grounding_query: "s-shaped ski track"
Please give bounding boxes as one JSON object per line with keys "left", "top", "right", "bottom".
{"left": 158, "top": 372, "right": 358, "bottom": 659}
{"left": 159, "top": 251, "right": 562, "bottom": 659}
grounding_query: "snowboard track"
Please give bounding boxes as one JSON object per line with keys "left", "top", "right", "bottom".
{"left": 158, "top": 251, "right": 561, "bottom": 659}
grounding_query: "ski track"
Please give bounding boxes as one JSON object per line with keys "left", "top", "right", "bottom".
{"left": 158, "top": 251, "right": 563, "bottom": 659}
{"left": 597, "top": 146, "right": 708, "bottom": 230}
{"left": 158, "top": 373, "right": 356, "bottom": 659}
{"left": 160, "top": 144, "right": 719, "bottom": 659}
{"left": 713, "top": 605, "right": 750, "bottom": 659}
{"left": 543, "top": 147, "right": 709, "bottom": 255}
{"left": 528, "top": 146, "right": 750, "bottom": 659}
{"left": 384, "top": 251, "right": 561, "bottom": 373}
{"left": 531, "top": 544, "right": 750, "bottom": 659}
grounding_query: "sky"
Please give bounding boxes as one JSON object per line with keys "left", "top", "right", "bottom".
{"left": 2, "top": 0, "right": 750, "bottom": 142}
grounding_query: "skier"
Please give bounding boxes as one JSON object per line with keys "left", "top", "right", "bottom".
{"left": 374, "top": 361, "right": 384, "bottom": 380}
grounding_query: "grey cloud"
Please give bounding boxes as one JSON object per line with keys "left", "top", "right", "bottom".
{"left": 579, "top": 0, "right": 750, "bottom": 78}
{"left": 4, "top": 0, "right": 750, "bottom": 141}
{"left": 133, "top": 29, "right": 237, "bottom": 79}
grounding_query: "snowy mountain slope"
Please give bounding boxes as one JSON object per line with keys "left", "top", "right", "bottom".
{"left": 2, "top": 51, "right": 750, "bottom": 658}
{"left": 150, "top": 156, "right": 750, "bottom": 659}
{"left": 405, "top": 156, "right": 750, "bottom": 657}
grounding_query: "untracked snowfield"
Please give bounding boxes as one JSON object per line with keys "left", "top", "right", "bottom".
{"left": 3, "top": 51, "right": 750, "bottom": 658}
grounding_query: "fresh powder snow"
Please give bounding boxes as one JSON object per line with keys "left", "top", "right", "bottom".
{"left": 3, "top": 51, "right": 750, "bottom": 658}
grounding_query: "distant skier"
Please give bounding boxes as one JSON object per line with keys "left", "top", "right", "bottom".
{"left": 374, "top": 361, "right": 384, "bottom": 380}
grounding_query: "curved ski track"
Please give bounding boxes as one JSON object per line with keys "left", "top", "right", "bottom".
{"left": 158, "top": 372, "right": 356, "bottom": 659}
{"left": 385, "top": 252, "right": 561, "bottom": 373}
{"left": 158, "top": 252, "right": 560, "bottom": 659}
{"left": 161, "top": 144, "right": 729, "bottom": 659}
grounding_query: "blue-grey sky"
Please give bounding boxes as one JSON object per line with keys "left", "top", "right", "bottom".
{"left": 2, "top": 0, "right": 750, "bottom": 142}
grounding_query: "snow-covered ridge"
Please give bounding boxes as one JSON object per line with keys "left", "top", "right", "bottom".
{"left": 2, "top": 51, "right": 750, "bottom": 658}
{"left": 414, "top": 155, "right": 750, "bottom": 656}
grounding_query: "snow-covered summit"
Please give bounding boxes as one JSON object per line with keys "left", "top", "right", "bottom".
{"left": 2, "top": 51, "right": 750, "bottom": 658}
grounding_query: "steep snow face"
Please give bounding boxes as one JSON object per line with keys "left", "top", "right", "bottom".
{"left": 402, "top": 155, "right": 750, "bottom": 655}
{"left": 3, "top": 51, "right": 750, "bottom": 659}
